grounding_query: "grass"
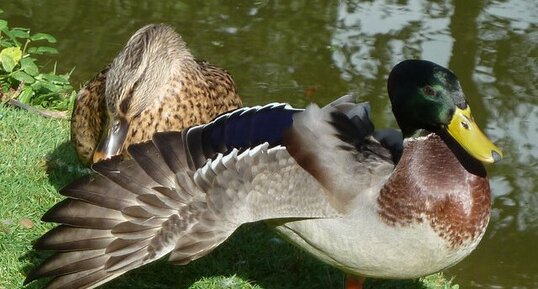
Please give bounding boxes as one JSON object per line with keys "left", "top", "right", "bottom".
{"left": 0, "top": 105, "right": 459, "bottom": 289}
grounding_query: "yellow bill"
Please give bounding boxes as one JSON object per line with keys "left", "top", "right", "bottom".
{"left": 447, "top": 106, "right": 502, "bottom": 163}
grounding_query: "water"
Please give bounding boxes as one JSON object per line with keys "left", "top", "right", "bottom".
{"left": 2, "top": 0, "right": 537, "bottom": 288}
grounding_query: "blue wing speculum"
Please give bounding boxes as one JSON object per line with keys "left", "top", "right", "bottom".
{"left": 181, "top": 103, "right": 302, "bottom": 169}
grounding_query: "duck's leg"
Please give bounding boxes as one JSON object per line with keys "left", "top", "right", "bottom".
{"left": 345, "top": 275, "right": 365, "bottom": 289}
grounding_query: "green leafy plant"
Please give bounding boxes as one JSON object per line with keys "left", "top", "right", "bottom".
{"left": 0, "top": 8, "right": 76, "bottom": 111}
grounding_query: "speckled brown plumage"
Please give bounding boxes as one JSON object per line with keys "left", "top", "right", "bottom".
{"left": 70, "top": 24, "right": 242, "bottom": 165}
{"left": 70, "top": 67, "right": 109, "bottom": 164}
{"left": 120, "top": 59, "right": 241, "bottom": 156}
{"left": 377, "top": 133, "right": 491, "bottom": 248}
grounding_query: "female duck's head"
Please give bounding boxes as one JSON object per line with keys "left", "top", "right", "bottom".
{"left": 387, "top": 60, "right": 502, "bottom": 163}
{"left": 93, "top": 24, "right": 192, "bottom": 163}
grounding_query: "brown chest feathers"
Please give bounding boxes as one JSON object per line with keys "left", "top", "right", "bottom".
{"left": 377, "top": 133, "right": 491, "bottom": 248}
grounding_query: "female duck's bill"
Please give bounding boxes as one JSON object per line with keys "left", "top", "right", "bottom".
{"left": 93, "top": 117, "right": 129, "bottom": 163}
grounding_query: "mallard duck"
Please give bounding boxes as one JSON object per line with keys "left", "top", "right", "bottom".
{"left": 71, "top": 24, "right": 242, "bottom": 164}
{"left": 26, "top": 60, "right": 502, "bottom": 289}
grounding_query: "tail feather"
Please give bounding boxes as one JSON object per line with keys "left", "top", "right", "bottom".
{"left": 121, "top": 206, "right": 168, "bottom": 226}
{"left": 110, "top": 222, "right": 160, "bottom": 239}
{"left": 151, "top": 131, "right": 191, "bottom": 173}
{"left": 105, "top": 248, "right": 146, "bottom": 272}
{"left": 106, "top": 238, "right": 151, "bottom": 257}
{"left": 61, "top": 176, "right": 138, "bottom": 210}
{"left": 137, "top": 193, "right": 177, "bottom": 212}
{"left": 184, "top": 127, "right": 207, "bottom": 168}
{"left": 92, "top": 157, "right": 159, "bottom": 197}
{"left": 127, "top": 141, "right": 176, "bottom": 188}
{"left": 169, "top": 232, "right": 230, "bottom": 265}
{"left": 27, "top": 250, "right": 106, "bottom": 281}
{"left": 45, "top": 269, "right": 120, "bottom": 289}
{"left": 150, "top": 186, "right": 187, "bottom": 208}
{"left": 34, "top": 226, "right": 113, "bottom": 251}
{"left": 42, "top": 199, "right": 123, "bottom": 229}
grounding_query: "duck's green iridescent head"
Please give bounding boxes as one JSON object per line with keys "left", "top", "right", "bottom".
{"left": 387, "top": 59, "right": 502, "bottom": 163}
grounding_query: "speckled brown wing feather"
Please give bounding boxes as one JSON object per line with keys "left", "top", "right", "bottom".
{"left": 70, "top": 66, "right": 109, "bottom": 165}
{"left": 197, "top": 60, "right": 243, "bottom": 115}
{"left": 116, "top": 59, "right": 242, "bottom": 161}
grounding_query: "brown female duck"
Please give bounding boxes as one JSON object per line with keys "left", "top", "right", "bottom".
{"left": 27, "top": 60, "right": 502, "bottom": 289}
{"left": 71, "top": 24, "right": 242, "bottom": 164}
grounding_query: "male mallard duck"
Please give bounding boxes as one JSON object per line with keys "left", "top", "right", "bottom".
{"left": 71, "top": 24, "right": 242, "bottom": 164}
{"left": 26, "top": 60, "right": 502, "bottom": 289}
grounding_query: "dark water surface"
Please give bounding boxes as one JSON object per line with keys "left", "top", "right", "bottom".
{"left": 3, "top": 0, "right": 537, "bottom": 288}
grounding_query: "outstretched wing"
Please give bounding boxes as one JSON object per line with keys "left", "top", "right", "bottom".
{"left": 26, "top": 96, "right": 396, "bottom": 289}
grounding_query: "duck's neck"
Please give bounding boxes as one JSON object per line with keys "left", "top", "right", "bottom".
{"left": 405, "top": 132, "right": 487, "bottom": 176}
{"left": 378, "top": 133, "right": 491, "bottom": 248}
{"left": 438, "top": 131, "right": 489, "bottom": 177}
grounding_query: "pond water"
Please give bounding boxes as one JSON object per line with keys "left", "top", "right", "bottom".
{"left": 2, "top": 0, "right": 537, "bottom": 288}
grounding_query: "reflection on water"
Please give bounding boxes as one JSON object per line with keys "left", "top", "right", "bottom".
{"left": 332, "top": 0, "right": 453, "bottom": 79}
{"left": 3, "top": 0, "right": 537, "bottom": 288}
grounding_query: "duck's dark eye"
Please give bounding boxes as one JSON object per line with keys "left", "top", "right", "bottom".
{"left": 423, "top": 85, "right": 436, "bottom": 97}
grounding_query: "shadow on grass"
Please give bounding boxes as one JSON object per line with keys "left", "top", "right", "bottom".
{"left": 19, "top": 140, "right": 91, "bottom": 289}
{"left": 44, "top": 140, "right": 91, "bottom": 190}
{"left": 19, "top": 250, "right": 54, "bottom": 289}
